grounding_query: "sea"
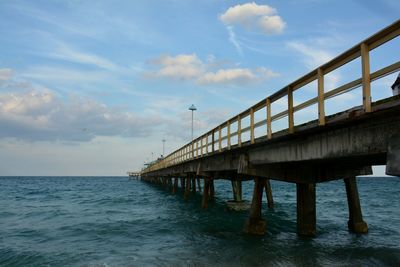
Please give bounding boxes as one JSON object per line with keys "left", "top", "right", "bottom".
{"left": 0, "top": 176, "right": 399, "bottom": 267}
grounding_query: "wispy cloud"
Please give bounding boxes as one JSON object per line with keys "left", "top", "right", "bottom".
{"left": 21, "top": 66, "right": 111, "bottom": 84}
{"left": 49, "top": 43, "right": 119, "bottom": 71}
{"left": 226, "top": 26, "right": 243, "bottom": 56}
{"left": 286, "top": 41, "right": 334, "bottom": 69}
{"left": 286, "top": 39, "right": 346, "bottom": 98}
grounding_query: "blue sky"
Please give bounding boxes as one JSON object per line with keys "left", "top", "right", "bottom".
{"left": 0, "top": 0, "right": 399, "bottom": 175}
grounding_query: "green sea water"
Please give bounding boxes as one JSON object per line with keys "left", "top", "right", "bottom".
{"left": 0, "top": 176, "right": 399, "bottom": 266}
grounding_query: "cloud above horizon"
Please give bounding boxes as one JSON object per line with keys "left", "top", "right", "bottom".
{"left": 219, "top": 2, "right": 286, "bottom": 35}
{"left": 0, "top": 87, "right": 160, "bottom": 142}
{"left": 145, "top": 53, "right": 279, "bottom": 85}
{"left": 0, "top": 68, "right": 14, "bottom": 81}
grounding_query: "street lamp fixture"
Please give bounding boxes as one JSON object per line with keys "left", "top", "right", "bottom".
{"left": 162, "top": 139, "right": 166, "bottom": 157}
{"left": 189, "top": 104, "right": 197, "bottom": 141}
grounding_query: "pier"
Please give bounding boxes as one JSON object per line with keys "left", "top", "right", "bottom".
{"left": 127, "top": 172, "right": 141, "bottom": 179}
{"left": 139, "top": 21, "right": 400, "bottom": 237}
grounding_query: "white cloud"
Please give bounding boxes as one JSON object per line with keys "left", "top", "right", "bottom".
{"left": 257, "top": 15, "right": 286, "bottom": 35}
{"left": 148, "top": 54, "right": 204, "bottom": 80}
{"left": 0, "top": 89, "right": 160, "bottom": 142}
{"left": 199, "top": 67, "right": 278, "bottom": 85}
{"left": 146, "top": 54, "right": 279, "bottom": 85}
{"left": 219, "top": 2, "right": 286, "bottom": 35}
{"left": 0, "top": 68, "right": 14, "bottom": 81}
{"left": 199, "top": 68, "right": 254, "bottom": 84}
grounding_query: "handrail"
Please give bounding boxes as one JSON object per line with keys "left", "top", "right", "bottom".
{"left": 143, "top": 20, "right": 400, "bottom": 174}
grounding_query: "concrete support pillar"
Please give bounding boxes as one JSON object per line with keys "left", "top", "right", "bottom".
{"left": 231, "top": 179, "right": 242, "bottom": 202}
{"left": 209, "top": 179, "right": 215, "bottom": 200}
{"left": 181, "top": 177, "right": 185, "bottom": 189}
{"left": 167, "top": 178, "right": 172, "bottom": 189}
{"left": 191, "top": 177, "right": 196, "bottom": 193}
{"left": 243, "top": 177, "right": 266, "bottom": 235}
{"left": 184, "top": 177, "right": 191, "bottom": 201}
{"left": 344, "top": 177, "right": 368, "bottom": 233}
{"left": 296, "top": 183, "right": 316, "bottom": 237}
{"left": 264, "top": 179, "right": 274, "bottom": 209}
{"left": 202, "top": 178, "right": 211, "bottom": 209}
{"left": 197, "top": 178, "right": 202, "bottom": 193}
{"left": 172, "top": 178, "right": 178, "bottom": 194}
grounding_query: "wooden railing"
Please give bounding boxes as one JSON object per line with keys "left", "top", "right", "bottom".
{"left": 142, "top": 20, "right": 400, "bottom": 174}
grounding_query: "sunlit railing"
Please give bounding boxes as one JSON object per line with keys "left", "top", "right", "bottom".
{"left": 142, "top": 20, "right": 400, "bottom": 174}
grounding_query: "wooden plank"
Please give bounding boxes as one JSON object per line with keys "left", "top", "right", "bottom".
{"left": 325, "top": 78, "right": 362, "bottom": 100}
{"left": 370, "top": 61, "right": 400, "bottom": 81}
{"left": 361, "top": 43, "right": 371, "bottom": 113}
{"left": 288, "top": 87, "right": 294, "bottom": 133}
{"left": 368, "top": 21, "right": 400, "bottom": 50}
{"left": 318, "top": 68, "right": 326, "bottom": 126}
{"left": 293, "top": 97, "right": 318, "bottom": 113}
{"left": 271, "top": 110, "right": 288, "bottom": 122}
{"left": 266, "top": 98, "right": 272, "bottom": 139}
{"left": 291, "top": 71, "right": 317, "bottom": 91}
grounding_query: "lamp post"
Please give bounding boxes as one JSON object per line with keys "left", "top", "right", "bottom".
{"left": 162, "top": 139, "right": 166, "bottom": 157}
{"left": 189, "top": 104, "right": 197, "bottom": 141}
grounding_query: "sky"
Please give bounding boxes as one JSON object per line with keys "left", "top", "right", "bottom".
{"left": 0, "top": 0, "right": 399, "bottom": 176}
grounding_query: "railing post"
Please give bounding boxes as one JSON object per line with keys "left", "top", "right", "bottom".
{"left": 266, "top": 98, "right": 272, "bottom": 139}
{"left": 288, "top": 87, "right": 294, "bottom": 134}
{"left": 250, "top": 108, "right": 255, "bottom": 144}
{"left": 191, "top": 141, "right": 194, "bottom": 159}
{"left": 200, "top": 137, "right": 203, "bottom": 157}
{"left": 196, "top": 140, "right": 199, "bottom": 158}
{"left": 361, "top": 42, "right": 372, "bottom": 113}
{"left": 218, "top": 126, "right": 222, "bottom": 152}
{"left": 227, "top": 121, "right": 231, "bottom": 149}
{"left": 206, "top": 133, "right": 209, "bottom": 154}
{"left": 237, "top": 115, "right": 242, "bottom": 147}
{"left": 212, "top": 130, "right": 215, "bottom": 152}
{"left": 317, "top": 68, "right": 326, "bottom": 126}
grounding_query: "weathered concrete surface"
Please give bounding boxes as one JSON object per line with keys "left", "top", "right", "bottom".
{"left": 243, "top": 178, "right": 266, "bottom": 235}
{"left": 344, "top": 177, "right": 368, "bottom": 233}
{"left": 386, "top": 133, "right": 400, "bottom": 176}
{"left": 297, "top": 183, "right": 316, "bottom": 237}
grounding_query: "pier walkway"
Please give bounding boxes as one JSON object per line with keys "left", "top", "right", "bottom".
{"left": 139, "top": 20, "right": 400, "bottom": 236}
